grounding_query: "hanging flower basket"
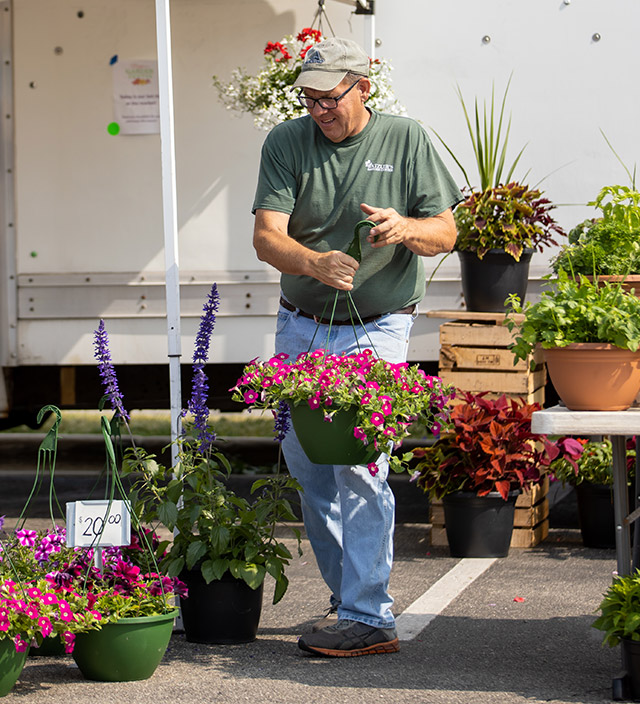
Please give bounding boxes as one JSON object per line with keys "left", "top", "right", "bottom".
{"left": 232, "top": 348, "right": 454, "bottom": 473}
{"left": 212, "top": 27, "right": 406, "bottom": 131}
{"left": 288, "top": 403, "right": 382, "bottom": 466}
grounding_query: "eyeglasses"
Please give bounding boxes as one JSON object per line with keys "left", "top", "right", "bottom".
{"left": 296, "top": 78, "right": 362, "bottom": 111}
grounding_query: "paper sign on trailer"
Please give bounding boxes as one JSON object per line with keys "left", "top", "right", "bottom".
{"left": 66, "top": 500, "right": 131, "bottom": 548}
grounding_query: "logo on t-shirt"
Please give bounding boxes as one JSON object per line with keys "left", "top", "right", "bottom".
{"left": 365, "top": 159, "right": 394, "bottom": 173}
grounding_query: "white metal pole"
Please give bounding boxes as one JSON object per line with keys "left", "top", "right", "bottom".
{"left": 154, "top": 0, "right": 182, "bottom": 466}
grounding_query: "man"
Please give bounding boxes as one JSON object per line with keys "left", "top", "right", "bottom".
{"left": 252, "top": 37, "right": 461, "bottom": 657}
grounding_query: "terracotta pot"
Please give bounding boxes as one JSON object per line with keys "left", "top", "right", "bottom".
{"left": 543, "top": 343, "right": 640, "bottom": 411}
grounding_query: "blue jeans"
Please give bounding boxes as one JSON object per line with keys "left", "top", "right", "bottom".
{"left": 275, "top": 298, "right": 417, "bottom": 629}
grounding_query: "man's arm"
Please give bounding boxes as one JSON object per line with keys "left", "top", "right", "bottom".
{"left": 253, "top": 209, "right": 360, "bottom": 291}
{"left": 360, "top": 203, "right": 457, "bottom": 257}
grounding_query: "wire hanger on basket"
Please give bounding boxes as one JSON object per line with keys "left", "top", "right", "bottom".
{"left": 307, "top": 220, "right": 381, "bottom": 357}
{"left": 310, "top": 0, "right": 336, "bottom": 37}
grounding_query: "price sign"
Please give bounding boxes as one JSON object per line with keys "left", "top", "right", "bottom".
{"left": 66, "top": 500, "right": 131, "bottom": 548}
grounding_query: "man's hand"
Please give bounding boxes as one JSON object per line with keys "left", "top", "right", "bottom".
{"left": 360, "top": 203, "right": 457, "bottom": 257}
{"left": 360, "top": 203, "right": 410, "bottom": 247}
{"left": 254, "top": 209, "right": 359, "bottom": 290}
{"left": 313, "top": 251, "right": 359, "bottom": 290}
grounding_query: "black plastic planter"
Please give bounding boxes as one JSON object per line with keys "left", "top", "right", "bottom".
{"left": 179, "top": 569, "right": 264, "bottom": 644}
{"left": 458, "top": 249, "right": 533, "bottom": 312}
{"left": 442, "top": 490, "right": 519, "bottom": 557}
{"left": 575, "top": 482, "right": 615, "bottom": 549}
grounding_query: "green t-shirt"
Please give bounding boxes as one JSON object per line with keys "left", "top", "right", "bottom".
{"left": 252, "top": 109, "right": 462, "bottom": 319}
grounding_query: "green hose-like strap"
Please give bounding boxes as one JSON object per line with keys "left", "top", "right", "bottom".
{"left": 345, "top": 219, "right": 377, "bottom": 263}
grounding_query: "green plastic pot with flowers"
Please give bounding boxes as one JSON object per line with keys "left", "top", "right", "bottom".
{"left": 232, "top": 349, "right": 454, "bottom": 473}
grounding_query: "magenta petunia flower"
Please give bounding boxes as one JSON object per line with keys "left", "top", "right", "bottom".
{"left": 38, "top": 616, "right": 53, "bottom": 638}
{"left": 14, "top": 635, "right": 28, "bottom": 653}
{"left": 27, "top": 587, "right": 42, "bottom": 599}
{"left": 307, "top": 397, "right": 320, "bottom": 410}
{"left": 63, "top": 631, "right": 75, "bottom": 654}
{"left": 367, "top": 462, "right": 379, "bottom": 477}
{"left": 353, "top": 427, "right": 367, "bottom": 442}
{"left": 370, "top": 412, "right": 385, "bottom": 427}
{"left": 15, "top": 529, "right": 37, "bottom": 547}
{"left": 243, "top": 390, "right": 259, "bottom": 403}
{"left": 42, "top": 592, "right": 58, "bottom": 605}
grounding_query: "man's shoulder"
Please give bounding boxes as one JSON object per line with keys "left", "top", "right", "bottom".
{"left": 370, "top": 109, "right": 423, "bottom": 134}
{"left": 267, "top": 115, "right": 314, "bottom": 143}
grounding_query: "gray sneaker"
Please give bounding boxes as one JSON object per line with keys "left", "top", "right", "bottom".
{"left": 299, "top": 619, "right": 400, "bottom": 657}
{"left": 311, "top": 605, "right": 338, "bottom": 633}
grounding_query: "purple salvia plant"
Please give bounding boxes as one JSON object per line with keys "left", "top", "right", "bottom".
{"left": 93, "top": 320, "right": 130, "bottom": 421}
{"left": 273, "top": 401, "right": 290, "bottom": 442}
{"left": 185, "top": 283, "right": 220, "bottom": 453}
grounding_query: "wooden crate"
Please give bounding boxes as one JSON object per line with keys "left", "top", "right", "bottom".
{"left": 427, "top": 310, "right": 546, "bottom": 404}
{"left": 429, "top": 478, "right": 550, "bottom": 549}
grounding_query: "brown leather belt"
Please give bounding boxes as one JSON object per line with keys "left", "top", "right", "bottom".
{"left": 279, "top": 297, "right": 416, "bottom": 326}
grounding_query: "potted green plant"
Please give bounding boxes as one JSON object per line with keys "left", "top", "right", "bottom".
{"left": 431, "top": 77, "right": 565, "bottom": 311}
{"left": 593, "top": 570, "right": 640, "bottom": 698}
{"left": 231, "top": 347, "right": 455, "bottom": 475}
{"left": 549, "top": 437, "right": 636, "bottom": 548}
{"left": 552, "top": 184, "right": 640, "bottom": 287}
{"left": 506, "top": 270, "right": 640, "bottom": 410}
{"left": 95, "top": 284, "right": 303, "bottom": 645}
{"left": 411, "top": 391, "right": 582, "bottom": 557}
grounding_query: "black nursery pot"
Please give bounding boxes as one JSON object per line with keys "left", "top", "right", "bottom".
{"left": 442, "top": 490, "right": 519, "bottom": 558}
{"left": 458, "top": 249, "right": 533, "bottom": 312}
{"left": 575, "top": 482, "right": 615, "bottom": 549}
{"left": 179, "top": 568, "right": 264, "bottom": 644}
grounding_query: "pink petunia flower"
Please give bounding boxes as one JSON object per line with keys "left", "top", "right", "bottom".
{"left": 38, "top": 616, "right": 53, "bottom": 638}
{"left": 353, "top": 427, "right": 368, "bottom": 442}
{"left": 367, "top": 462, "right": 379, "bottom": 477}
{"left": 15, "top": 529, "right": 37, "bottom": 547}
{"left": 14, "top": 635, "right": 28, "bottom": 653}
{"left": 62, "top": 631, "right": 75, "bottom": 654}
{"left": 243, "top": 390, "right": 259, "bottom": 404}
{"left": 370, "top": 412, "right": 385, "bottom": 427}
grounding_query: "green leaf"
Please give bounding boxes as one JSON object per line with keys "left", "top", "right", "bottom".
{"left": 186, "top": 540, "right": 207, "bottom": 570}
{"left": 158, "top": 501, "right": 178, "bottom": 528}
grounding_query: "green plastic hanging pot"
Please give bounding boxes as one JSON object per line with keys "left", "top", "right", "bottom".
{"left": 30, "top": 635, "right": 66, "bottom": 657}
{"left": 0, "top": 639, "right": 28, "bottom": 697}
{"left": 289, "top": 403, "right": 382, "bottom": 466}
{"left": 72, "top": 609, "right": 177, "bottom": 682}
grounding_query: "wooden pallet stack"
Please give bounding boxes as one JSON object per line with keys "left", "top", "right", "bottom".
{"left": 429, "top": 478, "right": 550, "bottom": 549}
{"left": 427, "top": 310, "right": 546, "bottom": 405}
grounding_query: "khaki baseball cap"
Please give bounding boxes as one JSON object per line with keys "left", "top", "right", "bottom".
{"left": 292, "top": 37, "right": 370, "bottom": 92}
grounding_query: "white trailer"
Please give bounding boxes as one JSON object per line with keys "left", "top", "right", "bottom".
{"left": 0, "top": 0, "right": 636, "bottom": 426}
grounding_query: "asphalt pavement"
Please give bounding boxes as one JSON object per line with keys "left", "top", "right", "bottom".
{"left": 0, "top": 434, "right": 627, "bottom": 704}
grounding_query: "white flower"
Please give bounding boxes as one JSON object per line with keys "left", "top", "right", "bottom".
{"left": 213, "top": 28, "right": 406, "bottom": 131}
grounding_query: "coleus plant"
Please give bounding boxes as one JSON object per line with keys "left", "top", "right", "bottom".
{"left": 412, "top": 391, "right": 583, "bottom": 500}
{"left": 454, "top": 182, "right": 565, "bottom": 261}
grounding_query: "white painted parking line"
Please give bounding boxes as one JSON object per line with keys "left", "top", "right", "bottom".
{"left": 396, "top": 557, "right": 497, "bottom": 640}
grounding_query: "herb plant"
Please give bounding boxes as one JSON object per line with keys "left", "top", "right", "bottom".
{"left": 506, "top": 270, "right": 640, "bottom": 363}
{"left": 552, "top": 185, "right": 640, "bottom": 276}
{"left": 412, "top": 391, "right": 583, "bottom": 500}
{"left": 593, "top": 570, "right": 640, "bottom": 646}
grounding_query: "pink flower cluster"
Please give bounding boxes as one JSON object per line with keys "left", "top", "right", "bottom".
{"left": 232, "top": 348, "right": 454, "bottom": 473}
{"left": 0, "top": 579, "right": 96, "bottom": 653}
